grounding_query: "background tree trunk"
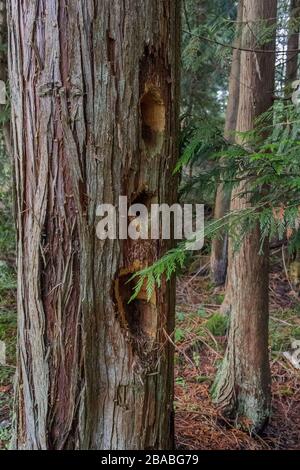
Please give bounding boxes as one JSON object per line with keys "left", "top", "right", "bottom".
{"left": 286, "top": 1, "right": 300, "bottom": 265}
{"left": 9, "top": 0, "right": 180, "bottom": 450}
{"left": 0, "top": 0, "right": 11, "bottom": 157}
{"left": 212, "top": 0, "right": 277, "bottom": 432}
{"left": 286, "top": 0, "right": 300, "bottom": 86}
{"left": 210, "top": 1, "right": 243, "bottom": 286}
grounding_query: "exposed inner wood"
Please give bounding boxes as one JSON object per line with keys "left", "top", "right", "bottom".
{"left": 141, "top": 84, "right": 166, "bottom": 151}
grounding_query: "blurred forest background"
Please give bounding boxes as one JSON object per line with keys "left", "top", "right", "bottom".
{"left": 1, "top": 0, "right": 300, "bottom": 450}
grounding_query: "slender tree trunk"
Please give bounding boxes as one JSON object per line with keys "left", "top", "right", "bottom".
{"left": 286, "top": 0, "right": 300, "bottom": 86}
{"left": 9, "top": 0, "right": 180, "bottom": 450}
{"left": 210, "top": 186, "right": 230, "bottom": 285}
{"left": 0, "top": 0, "right": 11, "bottom": 157}
{"left": 286, "top": 1, "right": 300, "bottom": 264}
{"left": 212, "top": 0, "right": 276, "bottom": 432}
{"left": 210, "top": 1, "right": 243, "bottom": 286}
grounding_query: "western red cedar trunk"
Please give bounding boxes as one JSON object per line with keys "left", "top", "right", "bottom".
{"left": 8, "top": 0, "right": 180, "bottom": 450}
{"left": 286, "top": 0, "right": 300, "bottom": 85}
{"left": 212, "top": 0, "right": 276, "bottom": 432}
{"left": 210, "top": 1, "right": 243, "bottom": 286}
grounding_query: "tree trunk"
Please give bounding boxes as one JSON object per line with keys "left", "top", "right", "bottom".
{"left": 210, "top": 1, "right": 243, "bottom": 286}
{"left": 212, "top": 0, "right": 276, "bottom": 432}
{"left": 286, "top": 0, "right": 300, "bottom": 86}
{"left": 286, "top": 1, "right": 300, "bottom": 263}
{"left": 9, "top": 0, "right": 180, "bottom": 450}
{"left": 0, "top": 0, "right": 11, "bottom": 157}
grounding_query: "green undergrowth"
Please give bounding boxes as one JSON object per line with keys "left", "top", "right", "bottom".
{"left": 269, "top": 308, "right": 300, "bottom": 354}
{"left": 0, "top": 262, "right": 16, "bottom": 310}
{"left": 175, "top": 308, "right": 229, "bottom": 374}
{"left": 176, "top": 305, "right": 300, "bottom": 356}
{"left": 0, "top": 311, "right": 17, "bottom": 387}
{"left": 0, "top": 261, "right": 17, "bottom": 387}
{"left": 175, "top": 281, "right": 300, "bottom": 365}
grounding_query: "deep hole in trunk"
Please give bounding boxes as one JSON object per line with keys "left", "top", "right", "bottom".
{"left": 114, "top": 191, "right": 158, "bottom": 359}
{"left": 140, "top": 85, "right": 165, "bottom": 154}
{"left": 115, "top": 272, "right": 157, "bottom": 338}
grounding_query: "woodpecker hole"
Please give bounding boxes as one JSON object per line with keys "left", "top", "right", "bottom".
{"left": 140, "top": 85, "right": 165, "bottom": 154}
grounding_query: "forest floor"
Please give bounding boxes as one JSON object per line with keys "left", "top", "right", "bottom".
{"left": 0, "top": 259, "right": 16, "bottom": 449}
{"left": 174, "top": 253, "right": 300, "bottom": 450}
{"left": 0, "top": 253, "right": 300, "bottom": 449}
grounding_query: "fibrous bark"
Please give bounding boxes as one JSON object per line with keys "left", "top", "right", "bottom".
{"left": 212, "top": 0, "right": 276, "bottom": 432}
{"left": 9, "top": 0, "right": 180, "bottom": 450}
